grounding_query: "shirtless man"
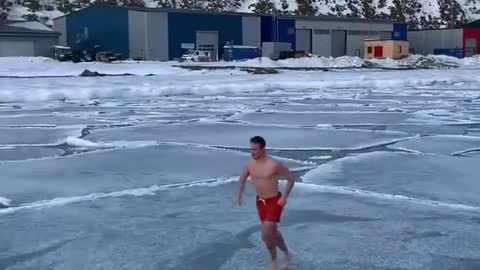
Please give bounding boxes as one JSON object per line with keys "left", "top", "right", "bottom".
{"left": 237, "top": 136, "right": 296, "bottom": 270}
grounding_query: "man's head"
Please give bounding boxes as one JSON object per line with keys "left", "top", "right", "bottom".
{"left": 250, "top": 136, "right": 266, "bottom": 160}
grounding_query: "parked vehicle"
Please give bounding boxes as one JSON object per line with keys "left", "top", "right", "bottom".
{"left": 96, "top": 51, "right": 117, "bottom": 62}
{"left": 52, "top": 45, "right": 72, "bottom": 61}
{"left": 181, "top": 50, "right": 211, "bottom": 62}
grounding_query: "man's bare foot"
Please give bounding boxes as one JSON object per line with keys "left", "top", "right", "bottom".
{"left": 281, "top": 251, "right": 289, "bottom": 269}
{"left": 270, "top": 259, "right": 277, "bottom": 270}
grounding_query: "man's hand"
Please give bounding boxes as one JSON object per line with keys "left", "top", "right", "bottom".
{"left": 237, "top": 192, "right": 243, "bottom": 206}
{"left": 277, "top": 162, "right": 295, "bottom": 202}
{"left": 277, "top": 196, "right": 287, "bottom": 207}
{"left": 237, "top": 164, "right": 249, "bottom": 207}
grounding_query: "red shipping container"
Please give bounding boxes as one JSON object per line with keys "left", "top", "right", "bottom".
{"left": 463, "top": 27, "right": 480, "bottom": 57}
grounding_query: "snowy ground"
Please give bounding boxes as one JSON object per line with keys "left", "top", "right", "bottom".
{"left": 1, "top": 57, "right": 480, "bottom": 270}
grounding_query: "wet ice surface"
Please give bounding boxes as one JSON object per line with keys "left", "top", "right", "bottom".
{"left": 1, "top": 144, "right": 310, "bottom": 204}
{"left": 0, "top": 127, "right": 82, "bottom": 145}
{"left": 1, "top": 183, "right": 479, "bottom": 270}
{"left": 0, "top": 114, "right": 108, "bottom": 127}
{"left": 0, "top": 146, "right": 63, "bottom": 161}
{"left": 302, "top": 151, "right": 480, "bottom": 207}
{"left": 389, "top": 135, "right": 480, "bottom": 155}
{"left": 229, "top": 111, "right": 415, "bottom": 126}
{"left": 1, "top": 68, "right": 480, "bottom": 270}
{"left": 86, "top": 122, "right": 408, "bottom": 150}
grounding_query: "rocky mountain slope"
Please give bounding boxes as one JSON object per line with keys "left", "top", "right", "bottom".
{"left": 1, "top": 0, "right": 479, "bottom": 30}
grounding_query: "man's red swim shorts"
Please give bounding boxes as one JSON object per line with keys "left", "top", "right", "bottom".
{"left": 256, "top": 192, "right": 283, "bottom": 222}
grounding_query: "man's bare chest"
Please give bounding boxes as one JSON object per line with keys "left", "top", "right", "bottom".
{"left": 250, "top": 167, "right": 277, "bottom": 180}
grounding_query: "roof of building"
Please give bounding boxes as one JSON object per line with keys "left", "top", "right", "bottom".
{"left": 464, "top": 19, "right": 480, "bottom": 28}
{"left": 53, "top": 4, "right": 404, "bottom": 25}
{"left": 364, "top": 38, "right": 408, "bottom": 42}
{"left": 0, "top": 20, "right": 60, "bottom": 36}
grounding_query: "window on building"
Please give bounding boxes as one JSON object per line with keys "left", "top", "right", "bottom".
{"left": 398, "top": 45, "right": 402, "bottom": 53}
{"left": 367, "top": 46, "right": 372, "bottom": 54}
{"left": 314, "top": 29, "right": 330, "bottom": 35}
{"left": 349, "top": 30, "right": 378, "bottom": 36}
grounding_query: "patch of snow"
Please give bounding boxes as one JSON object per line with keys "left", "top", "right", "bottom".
{"left": 309, "top": 155, "right": 333, "bottom": 160}
{"left": 6, "top": 6, "right": 31, "bottom": 21}
{"left": 417, "top": 0, "right": 441, "bottom": 19}
{"left": 238, "top": 0, "right": 258, "bottom": 12}
{"left": 0, "top": 197, "right": 11, "bottom": 207}
{"left": 63, "top": 136, "right": 158, "bottom": 149}
{"left": 6, "top": 5, "right": 64, "bottom": 27}
{"left": 460, "top": 54, "right": 480, "bottom": 66}
{"left": 8, "top": 21, "right": 54, "bottom": 31}
{"left": 35, "top": 10, "right": 65, "bottom": 26}
{"left": 144, "top": 0, "right": 159, "bottom": 8}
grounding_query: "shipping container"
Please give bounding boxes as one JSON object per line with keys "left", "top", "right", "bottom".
{"left": 223, "top": 45, "right": 259, "bottom": 61}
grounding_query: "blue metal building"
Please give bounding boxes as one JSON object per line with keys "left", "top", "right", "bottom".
{"left": 53, "top": 5, "right": 260, "bottom": 61}
{"left": 53, "top": 5, "right": 406, "bottom": 60}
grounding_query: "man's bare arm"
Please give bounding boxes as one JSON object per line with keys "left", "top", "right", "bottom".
{"left": 237, "top": 164, "right": 250, "bottom": 206}
{"left": 278, "top": 163, "right": 296, "bottom": 199}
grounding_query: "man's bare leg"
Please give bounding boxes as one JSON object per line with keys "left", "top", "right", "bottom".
{"left": 276, "top": 230, "right": 289, "bottom": 269}
{"left": 261, "top": 221, "right": 278, "bottom": 269}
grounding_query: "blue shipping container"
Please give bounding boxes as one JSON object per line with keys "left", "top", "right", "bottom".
{"left": 433, "top": 48, "right": 464, "bottom": 58}
{"left": 223, "top": 45, "right": 259, "bottom": 61}
{"left": 392, "top": 23, "right": 408, "bottom": 41}
{"left": 260, "top": 16, "right": 296, "bottom": 49}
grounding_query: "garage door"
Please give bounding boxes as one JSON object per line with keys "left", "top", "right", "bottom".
{"left": 0, "top": 40, "right": 35, "bottom": 57}
{"left": 465, "top": 38, "right": 477, "bottom": 57}
{"left": 331, "top": 30, "right": 347, "bottom": 57}
{"left": 296, "top": 29, "right": 311, "bottom": 53}
{"left": 196, "top": 31, "right": 218, "bottom": 61}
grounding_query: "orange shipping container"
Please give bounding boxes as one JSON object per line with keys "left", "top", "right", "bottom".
{"left": 364, "top": 39, "right": 409, "bottom": 60}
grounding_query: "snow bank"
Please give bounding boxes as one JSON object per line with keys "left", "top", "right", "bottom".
{"left": 1, "top": 54, "right": 480, "bottom": 78}
{"left": 0, "top": 57, "right": 185, "bottom": 77}
{"left": 2, "top": 72, "right": 479, "bottom": 103}
{"left": 0, "top": 55, "right": 480, "bottom": 77}
{"left": 63, "top": 136, "right": 158, "bottom": 149}
{"left": 0, "top": 197, "right": 11, "bottom": 208}
{"left": 2, "top": 64, "right": 480, "bottom": 102}
{"left": 460, "top": 54, "right": 480, "bottom": 66}
{"left": 233, "top": 56, "right": 366, "bottom": 68}
{"left": 180, "top": 54, "right": 480, "bottom": 70}
{"left": 179, "top": 56, "right": 365, "bottom": 68}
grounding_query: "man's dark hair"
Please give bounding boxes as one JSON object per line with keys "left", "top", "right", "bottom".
{"left": 250, "top": 136, "right": 266, "bottom": 148}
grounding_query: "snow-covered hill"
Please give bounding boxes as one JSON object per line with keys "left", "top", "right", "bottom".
{"left": 1, "top": 0, "right": 480, "bottom": 29}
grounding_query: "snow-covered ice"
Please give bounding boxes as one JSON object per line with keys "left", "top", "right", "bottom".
{"left": 1, "top": 57, "right": 480, "bottom": 270}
